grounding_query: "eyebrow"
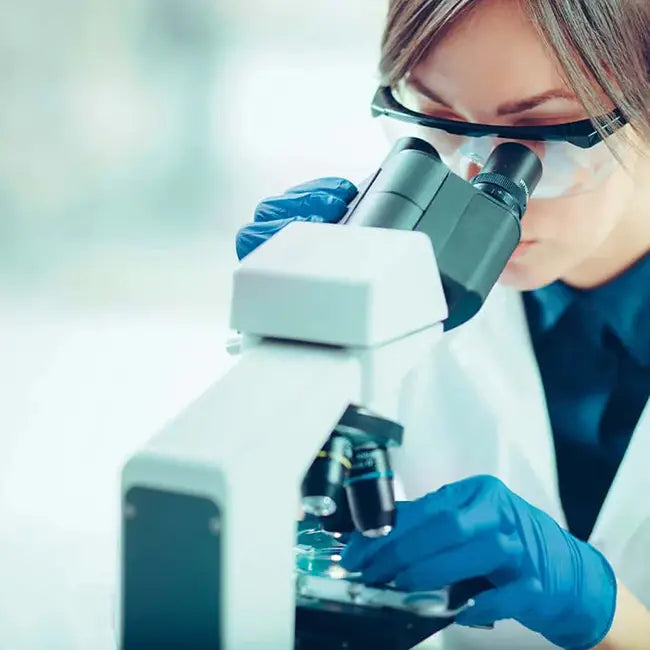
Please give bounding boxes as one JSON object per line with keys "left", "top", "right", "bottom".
{"left": 408, "top": 78, "right": 578, "bottom": 116}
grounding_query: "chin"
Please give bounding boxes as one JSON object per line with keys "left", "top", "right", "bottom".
{"left": 498, "top": 261, "right": 557, "bottom": 292}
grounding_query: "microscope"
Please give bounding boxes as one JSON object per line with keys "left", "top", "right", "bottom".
{"left": 118, "top": 136, "right": 542, "bottom": 650}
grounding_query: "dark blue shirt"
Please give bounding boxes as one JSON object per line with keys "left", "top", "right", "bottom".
{"left": 523, "top": 253, "right": 650, "bottom": 541}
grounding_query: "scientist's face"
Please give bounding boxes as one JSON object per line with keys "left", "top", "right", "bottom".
{"left": 408, "top": 0, "right": 641, "bottom": 290}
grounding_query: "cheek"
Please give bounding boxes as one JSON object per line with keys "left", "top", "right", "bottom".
{"left": 500, "top": 166, "right": 632, "bottom": 289}
{"left": 522, "top": 168, "right": 629, "bottom": 248}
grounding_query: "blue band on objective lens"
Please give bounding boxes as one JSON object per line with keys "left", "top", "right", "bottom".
{"left": 345, "top": 471, "right": 394, "bottom": 485}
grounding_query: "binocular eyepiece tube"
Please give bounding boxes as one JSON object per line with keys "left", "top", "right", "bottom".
{"left": 341, "top": 137, "right": 543, "bottom": 331}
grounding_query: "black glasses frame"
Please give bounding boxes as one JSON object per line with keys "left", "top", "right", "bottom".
{"left": 371, "top": 86, "right": 627, "bottom": 149}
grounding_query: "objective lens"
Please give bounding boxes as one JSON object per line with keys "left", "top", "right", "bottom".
{"left": 345, "top": 445, "right": 395, "bottom": 537}
{"left": 301, "top": 496, "right": 336, "bottom": 518}
{"left": 362, "top": 525, "right": 393, "bottom": 538}
{"left": 320, "top": 487, "right": 356, "bottom": 534}
{"left": 301, "top": 435, "right": 353, "bottom": 518}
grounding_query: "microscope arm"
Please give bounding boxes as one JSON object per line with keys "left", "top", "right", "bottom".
{"left": 120, "top": 223, "right": 448, "bottom": 650}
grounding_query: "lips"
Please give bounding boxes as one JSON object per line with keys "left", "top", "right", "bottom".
{"left": 510, "top": 240, "right": 536, "bottom": 260}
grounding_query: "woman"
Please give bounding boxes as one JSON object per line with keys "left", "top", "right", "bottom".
{"left": 236, "top": 0, "right": 650, "bottom": 647}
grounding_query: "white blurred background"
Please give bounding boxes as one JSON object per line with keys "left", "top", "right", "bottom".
{"left": 0, "top": 2, "right": 387, "bottom": 648}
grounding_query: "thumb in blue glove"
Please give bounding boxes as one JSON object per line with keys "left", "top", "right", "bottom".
{"left": 235, "top": 177, "right": 358, "bottom": 260}
{"left": 340, "top": 475, "right": 617, "bottom": 650}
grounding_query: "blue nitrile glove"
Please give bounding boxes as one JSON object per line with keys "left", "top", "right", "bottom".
{"left": 340, "top": 475, "right": 617, "bottom": 650}
{"left": 235, "top": 177, "right": 358, "bottom": 260}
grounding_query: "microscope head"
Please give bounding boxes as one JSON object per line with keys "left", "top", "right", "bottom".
{"left": 343, "top": 137, "right": 543, "bottom": 330}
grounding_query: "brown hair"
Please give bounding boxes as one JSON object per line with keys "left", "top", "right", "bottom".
{"left": 379, "top": 0, "right": 650, "bottom": 144}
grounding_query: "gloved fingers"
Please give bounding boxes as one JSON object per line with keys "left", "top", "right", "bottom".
{"left": 254, "top": 182, "right": 357, "bottom": 224}
{"left": 253, "top": 190, "right": 352, "bottom": 224}
{"left": 340, "top": 497, "right": 466, "bottom": 575}
{"left": 284, "top": 177, "right": 358, "bottom": 200}
{"left": 341, "top": 477, "right": 503, "bottom": 579}
{"left": 391, "top": 532, "right": 524, "bottom": 591}
{"left": 345, "top": 516, "right": 468, "bottom": 585}
{"left": 235, "top": 216, "right": 309, "bottom": 260}
{"left": 340, "top": 499, "right": 428, "bottom": 571}
{"left": 456, "top": 475, "right": 518, "bottom": 538}
{"left": 454, "top": 578, "right": 539, "bottom": 628}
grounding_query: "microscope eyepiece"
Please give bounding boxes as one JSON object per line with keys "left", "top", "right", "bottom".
{"left": 470, "top": 142, "right": 543, "bottom": 219}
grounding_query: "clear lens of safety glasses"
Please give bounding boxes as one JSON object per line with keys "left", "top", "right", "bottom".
{"left": 376, "top": 116, "right": 622, "bottom": 200}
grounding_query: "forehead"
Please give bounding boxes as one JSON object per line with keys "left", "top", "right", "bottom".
{"left": 411, "top": 0, "right": 571, "bottom": 107}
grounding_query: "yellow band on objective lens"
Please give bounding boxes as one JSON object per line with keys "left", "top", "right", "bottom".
{"left": 317, "top": 450, "right": 352, "bottom": 470}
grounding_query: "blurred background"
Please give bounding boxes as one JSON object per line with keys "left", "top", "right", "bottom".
{"left": 0, "top": 1, "right": 387, "bottom": 648}
{"left": 1, "top": 0, "right": 388, "bottom": 318}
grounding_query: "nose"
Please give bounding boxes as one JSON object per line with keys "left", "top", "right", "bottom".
{"left": 464, "top": 162, "right": 482, "bottom": 182}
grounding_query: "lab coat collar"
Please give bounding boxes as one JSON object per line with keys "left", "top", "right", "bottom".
{"left": 445, "top": 283, "right": 564, "bottom": 522}
{"left": 589, "top": 398, "right": 650, "bottom": 556}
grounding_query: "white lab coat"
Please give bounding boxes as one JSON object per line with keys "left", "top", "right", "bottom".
{"left": 392, "top": 283, "right": 650, "bottom": 649}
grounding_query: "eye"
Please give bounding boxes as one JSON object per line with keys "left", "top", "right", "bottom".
{"left": 514, "top": 113, "right": 586, "bottom": 127}
{"left": 417, "top": 101, "right": 464, "bottom": 122}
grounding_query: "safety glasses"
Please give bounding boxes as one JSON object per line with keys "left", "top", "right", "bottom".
{"left": 371, "top": 84, "right": 628, "bottom": 199}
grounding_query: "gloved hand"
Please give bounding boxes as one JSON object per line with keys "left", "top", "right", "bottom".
{"left": 235, "top": 177, "right": 358, "bottom": 260}
{"left": 341, "top": 475, "right": 617, "bottom": 650}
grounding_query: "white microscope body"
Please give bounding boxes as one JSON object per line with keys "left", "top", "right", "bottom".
{"left": 119, "top": 221, "right": 448, "bottom": 650}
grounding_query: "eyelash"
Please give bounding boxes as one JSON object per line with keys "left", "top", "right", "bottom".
{"left": 422, "top": 107, "right": 579, "bottom": 127}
